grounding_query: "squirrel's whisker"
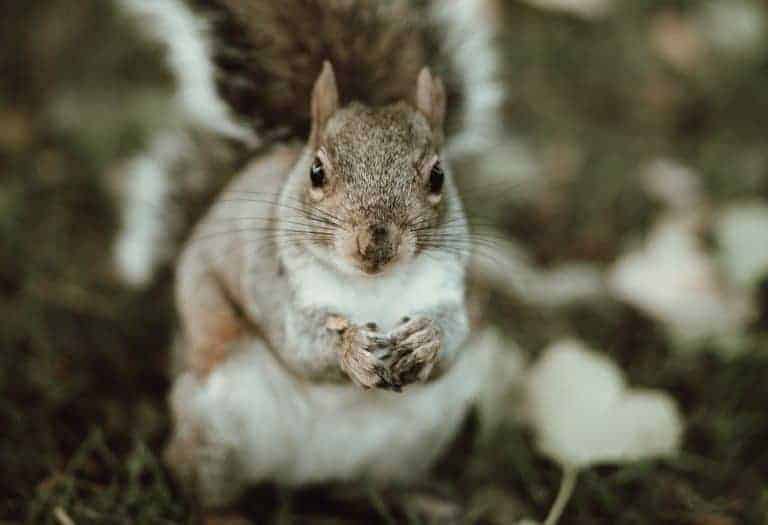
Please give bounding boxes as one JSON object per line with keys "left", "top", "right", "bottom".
{"left": 217, "top": 196, "right": 341, "bottom": 225}
{"left": 188, "top": 227, "right": 336, "bottom": 247}
{"left": 220, "top": 192, "right": 345, "bottom": 228}
{"left": 203, "top": 216, "right": 339, "bottom": 232}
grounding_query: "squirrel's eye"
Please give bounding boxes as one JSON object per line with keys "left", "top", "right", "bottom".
{"left": 310, "top": 158, "right": 326, "bottom": 188}
{"left": 429, "top": 161, "right": 444, "bottom": 194}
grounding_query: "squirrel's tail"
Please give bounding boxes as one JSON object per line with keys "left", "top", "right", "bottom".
{"left": 190, "top": 0, "right": 503, "bottom": 153}
{"left": 119, "top": 0, "right": 502, "bottom": 152}
{"left": 117, "top": 0, "right": 254, "bottom": 143}
{"left": 112, "top": 0, "right": 504, "bottom": 286}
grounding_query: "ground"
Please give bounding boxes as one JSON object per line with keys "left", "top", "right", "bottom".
{"left": 1, "top": 1, "right": 767, "bottom": 523}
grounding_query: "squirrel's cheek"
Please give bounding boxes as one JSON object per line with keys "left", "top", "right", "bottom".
{"left": 309, "top": 187, "right": 325, "bottom": 201}
{"left": 337, "top": 231, "right": 361, "bottom": 261}
{"left": 427, "top": 193, "right": 443, "bottom": 206}
{"left": 399, "top": 231, "right": 417, "bottom": 258}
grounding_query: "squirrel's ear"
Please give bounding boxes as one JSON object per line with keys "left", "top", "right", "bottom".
{"left": 311, "top": 61, "right": 339, "bottom": 141}
{"left": 415, "top": 67, "right": 446, "bottom": 139}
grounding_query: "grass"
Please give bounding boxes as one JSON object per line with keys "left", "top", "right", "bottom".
{"left": 2, "top": 0, "right": 768, "bottom": 523}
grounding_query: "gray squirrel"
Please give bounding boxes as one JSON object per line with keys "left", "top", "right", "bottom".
{"left": 117, "top": 0, "right": 506, "bottom": 516}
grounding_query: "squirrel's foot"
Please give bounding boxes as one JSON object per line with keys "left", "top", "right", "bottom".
{"left": 388, "top": 317, "right": 441, "bottom": 386}
{"left": 339, "top": 324, "right": 396, "bottom": 390}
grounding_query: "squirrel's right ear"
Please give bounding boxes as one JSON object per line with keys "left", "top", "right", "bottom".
{"left": 310, "top": 61, "right": 339, "bottom": 142}
{"left": 415, "top": 67, "right": 446, "bottom": 143}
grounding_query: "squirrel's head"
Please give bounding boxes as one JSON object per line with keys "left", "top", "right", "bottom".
{"left": 289, "top": 61, "right": 457, "bottom": 276}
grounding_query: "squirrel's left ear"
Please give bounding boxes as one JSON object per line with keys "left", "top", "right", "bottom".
{"left": 311, "top": 61, "right": 340, "bottom": 143}
{"left": 415, "top": 67, "right": 446, "bottom": 141}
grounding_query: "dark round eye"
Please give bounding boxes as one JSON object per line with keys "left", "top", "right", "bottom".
{"left": 310, "top": 157, "right": 326, "bottom": 188}
{"left": 429, "top": 161, "right": 444, "bottom": 194}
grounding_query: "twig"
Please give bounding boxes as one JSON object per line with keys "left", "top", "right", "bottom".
{"left": 54, "top": 506, "right": 76, "bottom": 525}
{"left": 544, "top": 466, "right": 578, "bottom": 525}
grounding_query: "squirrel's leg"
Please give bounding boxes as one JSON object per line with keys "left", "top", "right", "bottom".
{"left": 388, "top": 301, "right": 470, "bottom": 387}
{"left": 166, "top": 339, "right": 308, "bottom": 509}
{"left": 165, "top": 371, "right": 246, "bottom": 511}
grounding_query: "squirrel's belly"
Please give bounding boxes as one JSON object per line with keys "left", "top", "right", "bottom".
{"left": 179, "top": 335, "right": 490, "bottom": 486}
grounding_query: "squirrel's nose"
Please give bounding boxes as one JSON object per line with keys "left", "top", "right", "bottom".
{"left": 357, "top": 223, "right": 392, "bottom": 254}
{"left": 356, "top": 223, "right": 400, "bottom": 270}
{"left": 371, "top": 224, "right": 388, "bottom": 244}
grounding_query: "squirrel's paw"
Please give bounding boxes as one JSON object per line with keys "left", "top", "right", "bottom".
{"left": 388, "top": 317, "right": 442, "bottom": 386}
{"left": 339, "top": 325, "right": 396, "bottom": 390}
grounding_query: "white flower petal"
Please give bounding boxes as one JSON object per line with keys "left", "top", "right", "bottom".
{"left": 715, "top": 201, "right": 768, "bottom": 288}
{"left": 526, "top": 341, "right": 683, "bottom": 469}
{"left": 607, "top": 391, "right": 683, "bottom": 463}
{"left": 641, "top": 158, "right": 704, "bottom": 210}
{"left": 608, "top": 214, "right": 751, "bottom": 347}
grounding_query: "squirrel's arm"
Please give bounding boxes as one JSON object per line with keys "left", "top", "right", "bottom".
{"left": 176, "top": 245, "right": 247, "bottom": 377}
{"left": 175, "top": 145, "right": 300, "bottom": 377}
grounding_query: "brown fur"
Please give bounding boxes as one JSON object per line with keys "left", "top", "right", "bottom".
{"left": 188, "top": 0, "right": 462, "bottom": 140}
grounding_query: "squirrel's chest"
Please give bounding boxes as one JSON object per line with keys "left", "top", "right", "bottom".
{"left": 292, "top": 257, "right": 463, "bottom": 330}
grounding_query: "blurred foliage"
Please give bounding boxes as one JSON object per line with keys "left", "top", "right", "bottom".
{"left": 1, "top": 0, "right": 768, "bottom": 524}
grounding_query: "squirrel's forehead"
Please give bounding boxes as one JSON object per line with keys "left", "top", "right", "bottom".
{"left": 325, "top": 106, "right": 430, "bottom": 162}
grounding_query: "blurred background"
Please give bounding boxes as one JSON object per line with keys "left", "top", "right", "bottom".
{"left": 2, "top": 0, "right": 768, "bottom": 523}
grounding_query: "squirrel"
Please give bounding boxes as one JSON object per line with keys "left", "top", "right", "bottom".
{"left": 119, "top": 0, "right": 505, "bottom": 515}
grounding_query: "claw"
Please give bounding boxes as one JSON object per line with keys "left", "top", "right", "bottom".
{"left": 341, "top": 319, "right": 440, "bottom": 391}
{"left": 389, "top": 324, "right": 441, "bottom": 386}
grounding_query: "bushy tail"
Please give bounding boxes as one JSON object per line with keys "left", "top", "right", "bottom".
{"left": 193, "top": 0, "right": 429, "bottom": 140}
{"left": 121, "top": 0, "right": 502, "bottom": 151}
{"left": 118, "top": 0, "right": 254, "bottom": 142}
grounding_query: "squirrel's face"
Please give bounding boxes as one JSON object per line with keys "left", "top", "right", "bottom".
{"left": 288, "top": 62, "right": 453, "bottom": 277}
{"left": 302, "top": 103, "right": 447, "bottom": 276}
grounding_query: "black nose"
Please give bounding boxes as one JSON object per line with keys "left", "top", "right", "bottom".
{"left": 371, "top": 224, "right": 388, "bottom": 244}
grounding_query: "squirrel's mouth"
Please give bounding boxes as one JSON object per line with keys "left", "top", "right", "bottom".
{"left": 357, "top": 241, "right": 397, "bottom": 273}
{"left": 359, "top": 258, "right": 392, "bottom": 275}
{"left": 330, "top": 223, "right": 415, "bottom": 277}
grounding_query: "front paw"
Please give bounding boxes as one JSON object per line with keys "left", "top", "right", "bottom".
{"left": 339, "top": 325, "right": 396, "bottom": 390}
{"left": 388, "top": 317, "right": 442, "bottom": 385}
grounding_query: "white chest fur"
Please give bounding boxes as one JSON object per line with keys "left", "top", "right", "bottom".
{"left": 292, "top": 255, "right": 464, "bottom": 330}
